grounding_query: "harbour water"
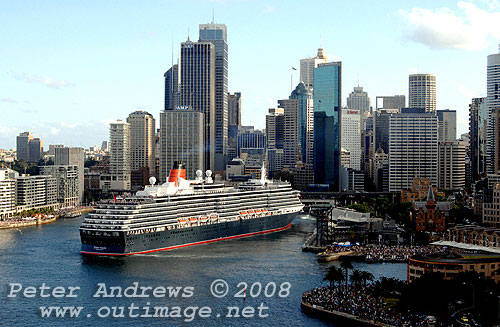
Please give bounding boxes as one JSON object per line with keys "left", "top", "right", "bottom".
{"left": 0, "top": 214, "right": 406, "bottom": 326}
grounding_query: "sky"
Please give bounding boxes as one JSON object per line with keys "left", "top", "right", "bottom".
{"left": 1, "top": 0, "right": 500, "bottom": 149}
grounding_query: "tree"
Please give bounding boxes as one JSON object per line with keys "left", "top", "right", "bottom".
{"left": 323, "top": 266, "right": 344, "bottom": 289}
{"left": 359, "top": 271, "right": 374, "bottom": 288}
{"left": 340, "top": 258, "right": 354, "bottom": 290}
{"left": 350, "top": 269, "right": 362, "bottom": 288}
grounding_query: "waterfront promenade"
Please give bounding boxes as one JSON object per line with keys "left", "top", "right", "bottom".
{"left": 302, "top": 286, "right": 429, "bottom": 327}
{"left": 320, "top": 244, "right": 445, "bottom": 263}
{"left": 0, "top": 206, "right": 93, "bottom": 230}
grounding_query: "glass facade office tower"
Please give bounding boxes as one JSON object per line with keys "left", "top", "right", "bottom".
{"left": 179, "top": 40, "right": 215, "bottom": 171}
{"left": 437, "top": 109, "right": 457, "bottom": 142}
{"left": 487, "top": 46, "right": 500, "bottom": 173}
{"left": 164, "top": 64, "right": 179, "bottom": 111}
{"left": 313, "top": 62, "right": 342, "bottom": 191}
{"left": 469, "top": 97, "right": 487, "bottom": 180}
{"left": 280, "top": 82, "right": 314, "bottom": 167}
{"left": 16, "top": 131, "right": 33, "bottom": 161}
{"left": 199, "top": 24, "right": 228, "bottom": 173}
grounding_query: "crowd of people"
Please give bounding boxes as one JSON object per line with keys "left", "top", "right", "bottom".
{"left": 303, "top": 286, "right": 429, "bottom": 326}
{"left": 324, "top": 244, "right": 445, "bottom": 262}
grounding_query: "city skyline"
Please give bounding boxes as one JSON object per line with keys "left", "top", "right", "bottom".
{"left": 1, "top": 1, "right": 500, "bottom": 149}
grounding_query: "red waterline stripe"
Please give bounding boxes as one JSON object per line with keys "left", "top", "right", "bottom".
{"left": 81, "top": 222, "right": 292, "bottom": 256}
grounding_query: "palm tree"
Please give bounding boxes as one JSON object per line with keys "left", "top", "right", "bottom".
{"left": 323, "top": 266, "right": 344, "bottom": 289}
{"left": 350, "top": 269, "right": 362, "bottom": 288}
{"left": 340, "top": 258, "right": 354, "bottom": 290}
{"left": 359, "top": 271, "right": 374, "bottom": 288}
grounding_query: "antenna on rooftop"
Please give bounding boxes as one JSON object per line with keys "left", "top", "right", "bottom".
{"left": 212, "top": 8, "right": 215, "bottom": 24}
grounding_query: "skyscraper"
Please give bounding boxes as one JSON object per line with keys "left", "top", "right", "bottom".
{"left": 341, "top": 108, "right": 361, "bottom": 170}
{"left": 388, "top": 108, "right": 438, "bottom": 192}
{"left": 127, "top": 111, "right": 156, "bottom": 180}
{"left": 375, "top": 95, "right": 406, "bottom": 110}
{"left": 28, "top": 138, "right": 43, "bottom": 162}
{"left": 280, "top": 82, "right": 314, "bottom": 168}
{"left": 438, "top": 141, "right": 466, "bottom": 191}
{"left": 373, "top": 109, "right": 400, "bottom": 155}
{"left": 109, "top": 121, "right": 131, "bottom": 190}
{"left": 346, "top": 86, "right": 371, "bottom": 118}
{"left": 437, "top": 109, "right": 457, "bottom": 142}
{"left": 55, "top": 147, "right": 84, "bottom": 204}
{"left": 160, "top": 109, "right": 204, "bottom": 180}
{"left": 487, "top": 46, "right": 500, "bottom": 173}
{"left": 300, "top": 48, "right": 328, "bottom": 90}
{"left": 228, "top": 92, "right": 241, "bottom": 127}
{"left": 469, "top": 97, "right": 487, "bottom": 180}
{"left": 265, "top": 108, "right": 284, "bottom": 151}
{"left": 16, "top": 131, "right": 33, "bottom": 161}
{"left": 409, "top": 74, "right": 436, "bottom": 112}
{"left": 164, "top": 64, "right": 179, "bottom": 111}
{"left": 313, "top": 61, "right": 342, "bottom": 190}
{"left": 199, "top": 23, "right": 228, "bottom": 173}
{"left": 227, "top": 92, "right": 241, "bottom": 161}
{"left": 179, "top": 39, "right": 215, "bottom": 171}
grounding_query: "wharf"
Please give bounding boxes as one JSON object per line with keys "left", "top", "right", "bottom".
{"left": 301, "top": 296, "right": 392, "bottom": 327}
{"left": 0, "top": 216, "right": 57, "bottom": 230}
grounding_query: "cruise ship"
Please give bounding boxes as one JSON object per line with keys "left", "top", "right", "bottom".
{"left": 80, "top": 163, "right": 304, "bottom": 256}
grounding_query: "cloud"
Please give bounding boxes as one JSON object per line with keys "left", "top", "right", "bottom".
{"left": 400, "top": 1, "right": 500, "bottom": 50}
{"left": 9, "top": 71, "right": 75, "bottom": 89}
{"left": 0, "top": 97, "right": 18, "bottom": 103}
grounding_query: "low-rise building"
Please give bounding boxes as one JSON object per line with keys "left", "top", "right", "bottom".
{"left": 446, "top": 225, "right": 500, "bottom": 247}
{"left": 40, "top": 165, "right": 79, "bottom": 208}
{"left": 16, "top": 175, "right": 57, "bottom": 209}
{"left": 226, "top": 158, "right": 245, "bottom": 179}
{"left": 482, "top": 183, "right": 500, "bottom": 227}
{"left": 408, "top": 252, "right": 500, "bottom": 283}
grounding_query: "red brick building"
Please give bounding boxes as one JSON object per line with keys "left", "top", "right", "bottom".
{"left": 414, "top": 186, "right": 452, "bottom": 232}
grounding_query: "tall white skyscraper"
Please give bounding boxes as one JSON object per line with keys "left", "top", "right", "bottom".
{"left": 487, "top": 45, "right": 500, "bottom": 173}
{"left": 109, "top": 121, "right": 131, "bottom": 190}
{"left": 347, "top": 86, "right": 371, "bottom": 118}
{"left": 388, "top": 108, "right": 438, "bottom": 192}
{"left": 160, "top": 109, "right": 204, "bottom": 180}
{"left": 438, "top": 141, "right": 466, "bottom": 191}
{"left": 199, "top": 23, "right": 228, "bottom": 173}
{"left": 300, "top": 48, "right": 327, "bottom": 90}
{"left": 409, "top": 74, "right": 436, "bottom": 112}
{"left": 179, "top": 40, "right": 215, "bottom": 171}
{"left": 127, "top": 111, "right": 156, "bottom": 178}
{"left": 341, "top": 108, "right": 361, "bottom": 170}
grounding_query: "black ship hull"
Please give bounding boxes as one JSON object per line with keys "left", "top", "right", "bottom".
{"left": 81, "top": 212, "right": 297, "bottom": 256}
